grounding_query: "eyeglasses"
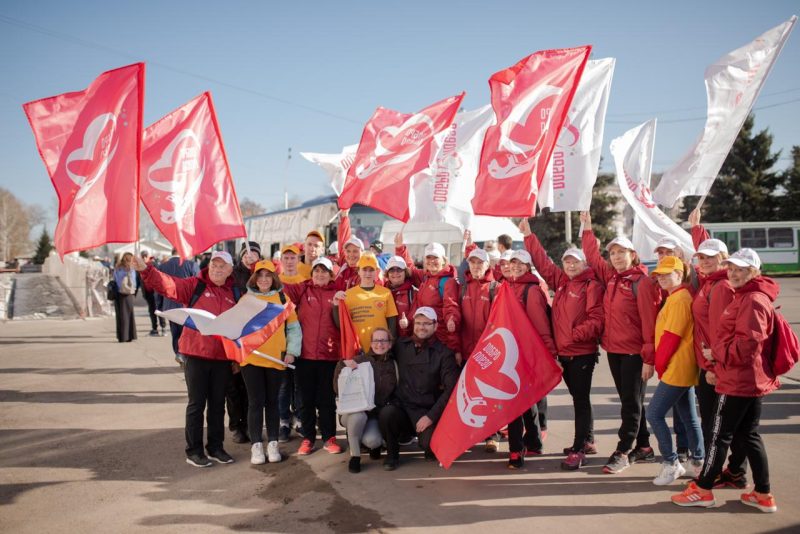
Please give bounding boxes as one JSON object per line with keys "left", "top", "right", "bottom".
{"left": 414, "top": 321, "right": 435, "bottom": 327}
{"left": 371, "top": 339, "right": 391, "bottom": 344}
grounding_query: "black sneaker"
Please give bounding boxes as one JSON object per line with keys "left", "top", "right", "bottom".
{"left": 348, "top": 456, "right": 361, "bottom": 473}
{"left": 369, "top": 447, "right": 382, "bottom": 460}
{"left": 383, "top": 456, "right": 399, "bottom": 471}
{"left": 398, "top": 435, "right": 415, "bottom": 446}
{"left": 677, "top": 447, "right": 689, "bottom": 463}
{"left": 713, "top": 468, "right": 748, "bottom": 489}
{"left": 278, "top": 425, "right": 291, "bottom": 443}
{"left": 186, "top": 453, "right": 212, "bottom": 468}
{"left": 148, "top": 329, "right": 160, "bottom": 337}
{"left": 231, "top": 429, "right": 249, "bottom": 444}
{"left": 208, "top": 449, "right": 234, "bottom": 464}
{"left": 507, "top": 452, "right": 524, "bottom": 470}
{"left": 628, "top": 446, "right": 655, "bottom": 464}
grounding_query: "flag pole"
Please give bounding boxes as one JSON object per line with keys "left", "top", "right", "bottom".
{"left": 696, "top": 194, "right": 708, "bottom": 211}
{"left": 252, "top": 349, "right": 296, "bottom": 369}
{"left": 565, "top": 211, "right": 572, "bottom": 245}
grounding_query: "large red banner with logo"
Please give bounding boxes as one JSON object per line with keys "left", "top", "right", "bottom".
{"left": 141, "top": 92, "right": 246, "bottom": 258}
{"left": 431, "top": 282, "right": 562, "bottom": 468}
{"left": 472, "top": 47, "right": 590, "bottom": 217}
{"left": 338, "top": 93, "right": 464, "bottom": 222}
{"left": 23, "top": 63, "right": 144, "bottom": 257}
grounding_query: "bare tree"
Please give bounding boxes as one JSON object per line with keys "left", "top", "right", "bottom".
{"left": 0, "top": 188, "right": 32, "bottom": 262}
{"left": 239, "top": 198, "right": 267, "bottom": 218}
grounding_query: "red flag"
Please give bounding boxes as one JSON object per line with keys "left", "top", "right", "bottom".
{"left": 430, "top": 282, "right": 562, "bottom": 468}
{"left": 472, "top": 47, "right": 590, "bottom": 217}
{"left": 141, "top": 92, "right": 246, "bottom": 258}
{"left": 338, "top": 302, "right": 362, "bottom": 360}
{"left": 23, "top": 63, "right": 145, "bottom": 257}
{"left": 338, "top": 93, "right": 464, "bottom": 222}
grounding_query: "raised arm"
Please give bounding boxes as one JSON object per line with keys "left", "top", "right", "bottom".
{"left": 337, "top": 209, "right": 351, "bottom": 266}
{"left": 394, "top": 229, "right": 424, "bottom": 285}
{"left": 580, "top": 211, "right": 614, "bottom": 284}
{"left": 520, "top": 218, "right": 565, "bottom": 289}
{"left": 133, "top": 255, "right": 196, "bottom": 305}
{"left": 688, "top": 209, "right": 711, "bottom": 250}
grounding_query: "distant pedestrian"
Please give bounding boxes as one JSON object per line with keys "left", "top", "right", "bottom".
{"left": 113, "top": 252, "right": 138, "bottom": 343}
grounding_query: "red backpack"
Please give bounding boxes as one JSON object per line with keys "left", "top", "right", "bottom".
{"left": 771, "top": 308, "right": 800, "bottom": 376}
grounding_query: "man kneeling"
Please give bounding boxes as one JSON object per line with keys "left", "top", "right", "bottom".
{"left": 379, "top": 307, "right": 459, "bottom": 470}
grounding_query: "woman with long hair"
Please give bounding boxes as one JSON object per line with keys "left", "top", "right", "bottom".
{"left": 113, "top": 252, "right": 138, "bottom": 342}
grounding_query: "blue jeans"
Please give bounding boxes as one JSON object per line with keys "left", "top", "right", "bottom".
{"left": 646, "top": 382, "right": 704, "bottom": 464}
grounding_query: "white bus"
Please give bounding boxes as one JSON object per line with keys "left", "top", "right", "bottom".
{"left": 700, "top": 221, "right": 800, "bottom": 273}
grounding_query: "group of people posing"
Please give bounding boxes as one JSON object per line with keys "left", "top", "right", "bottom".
{"left": 130, "top": 206, "right": 784, "bottom": 514}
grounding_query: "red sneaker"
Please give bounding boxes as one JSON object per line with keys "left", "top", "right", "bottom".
{"left": 297, "top": 439, "right": 314, "bottom": 456}
{"left": 524, "top": 448, "right": 542, "bottom": 457}
{"left": 671, "top": 481, "right": 715, "bottom": 508}
{"left": 740, "top": 491, "right": 777, "bottom": 513}
{"left": 323, "top": 437, "right": 343, "bottom": 454}
{"left": 507, "top": 452, "right": 524, "bottom": 470}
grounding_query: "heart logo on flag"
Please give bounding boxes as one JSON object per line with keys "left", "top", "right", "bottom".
{"left": 146, "top": 129, "right": 206, "bottom": 224}
{"left": 456, "top": 327, "right": 521, "bottom": 428}
{"left": 65, "top": 113, "right": 118, "bottom": 200}
{"left": 356, "top": 112, "right": 436, "bottom": 180}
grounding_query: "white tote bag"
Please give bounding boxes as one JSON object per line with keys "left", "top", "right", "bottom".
{"left": 336, "top": 362, "right": 376, "bottom": 415}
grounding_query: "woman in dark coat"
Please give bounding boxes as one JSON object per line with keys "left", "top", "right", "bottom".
{"left": 113, "top": 252, "right": 138, "bottom": 342}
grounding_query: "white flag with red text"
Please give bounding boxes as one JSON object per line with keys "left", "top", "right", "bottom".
{"left": 141, "top": 92, "right": 246, "bottom": 259}
{"left": 611, "top": 120, "right": 694, "bottom": 262}
{"left": 538, "top": 58, "right": 615, "bottom": 213}
{"left": 653, "top": 16, "right": 796, "bottom": 207}
{"left": 338, "top": 93, "right": 465, "bottom": 222}
{"left": 300, "top": 145, "right": 358, "bottom": 196}
{"left": 472, "top": 46, "right": 591, "bottom": 217}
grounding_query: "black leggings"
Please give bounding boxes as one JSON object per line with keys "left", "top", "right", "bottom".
{"left": 698, "top": 394, "right": 770, "bottom": 493}
{"left": 295, "top": 359, "right": 337, "bottom": 443}
{"left": 507, "top": 404, "right": 542, "bottom": 454}
{"left": 696, "top": 370, "right": 748, "bottom": 474}
{"left": 560, "top": 354, "right": 597, "bottom": 451}
{"left": 240, "top": 365, "right": 282, "bottom": 443}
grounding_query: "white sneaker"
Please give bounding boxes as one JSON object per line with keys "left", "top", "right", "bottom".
{"left": 251, "top": 442, "right": 266, "bottom": 465}
{"left": 690, "top": 459, "right": 704, "bottom": 478}
{"left": 267, "top": 441, "right": 281, "bottom": 463}
{"left": 654, "top": 460, "right": 686, "bottom": 486}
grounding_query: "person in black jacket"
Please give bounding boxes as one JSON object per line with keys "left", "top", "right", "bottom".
{"left": 378, "top": 307, "right": 459, "bottom": 471}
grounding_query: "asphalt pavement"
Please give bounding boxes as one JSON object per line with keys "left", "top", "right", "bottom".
{"left": 1, "top": 279, "right": 799, "bottom": 533}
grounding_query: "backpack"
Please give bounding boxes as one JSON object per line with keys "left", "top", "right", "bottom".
{"left": 771, "top": 308, "right": 800, "bottom": 375}
{"left": 188, "top": 281, "right": 242, "bottom": 308}
{"left": 106, "top": 279, "right": 118, "bottom": 301}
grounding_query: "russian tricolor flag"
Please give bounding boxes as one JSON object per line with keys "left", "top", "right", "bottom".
{"left": 157, "top": 294, "right": 295, "bottom": 364}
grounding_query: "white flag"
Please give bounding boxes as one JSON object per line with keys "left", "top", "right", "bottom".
{"left": 653, "top": 16, "right": 796, "bottom": 207}
{"left": 300, "top": 145, "right": 358, "bottom": 195}
{"left": 539, "top": 58, "right": 616, "bottom": 213}
{"left": 408, "top": 105, "right": 494, "bottom": 230}
{"left": 611, "top": 119, "right": 694, "bottom": 262}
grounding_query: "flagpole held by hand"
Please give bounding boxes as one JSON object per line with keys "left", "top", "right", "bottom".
{"left": 252, "top": 349, "right": 296, "bottom": 369}
{"left": 695, "top": 194, "right": 707, "bottom": 212}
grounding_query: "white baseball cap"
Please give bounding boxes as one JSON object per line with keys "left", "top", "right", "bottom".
{"left": 695, "top": 238, "right": 728, "bottom": 257}
{"left": 312, "top": 257, "right": 334, "bottom": 272}
{"left": 723, "top": 248, "right": 761, "bottom": 269}
{"left": 654, "top": 236, "right": 680, "bottom": 252}
{"left": 385, "top": 255, "right": 407, "bottom": 271}
{"left": 510, "top": 249, "right": 532, "bottom": 265}
{"left": 499, "top": 250, "right": 513, "bottom": 263}
{"left": 487, "top": 249, "right": 500, "bottom": 261}
{"left": 468, "top": 248, "right": 489, "bottom": 263}
{"left": 210, "top": 251, "right": 233, "bottom": 265}
{"left": 328, "top": 241, "right": 339, "bottom": 256}
{"left": 424, "top": 242, "right": 446, "bottom": 259}
{"left": 414, "top": 306, "right": 438, "bottom": 322}
{"left": 344, "top": 237, "right": 364, "bottom": 250}
{"left": 606, "top": 236, "right": 636, "bottom": 252}
{"left": 562, "top": 247, "right": 586, "bottom": 262}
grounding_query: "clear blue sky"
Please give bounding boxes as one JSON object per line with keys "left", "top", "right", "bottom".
{"left": 1, "top": 0, "right": 798, "bottom": 228}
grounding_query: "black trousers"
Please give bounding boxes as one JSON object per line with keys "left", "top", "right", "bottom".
{"left": 143, "top": 289, "right": 165, "bottom": 330}
{"left": 378, "top": 404, "right": 435, "bottom": 459}
{"left": 696, "top": 370, "right": 748, "bottom": 473}
{"left": 295, "top": 359, "right": 337, "bottom": 443}
{"left": 225, "top": 370, "right": 248, "bottom": 433}
{"left": 114, "top": 294, "right": 137, "bottom": 342}
{"left": 169, "top": 321, "right": 183, "bottom": 356}
{"left": 607, "top": 352, "right": 650, "bottom": 452}
{"left": 537, "top": 397, "right": 548, "bottom": 429}
{"left": 241, "top": 365, "right": 282, "bottom": 443}
{"left": 507, "top": 404, "right": 542, "bottom": 453}
{"left": 698, "top": 394, "right": 770, "bottom": 493}
{"left": 184, "top": 357, "right": 232, "bottom": 456}
{"left": 560, "top": 354, "right": 598, "bottom": 451}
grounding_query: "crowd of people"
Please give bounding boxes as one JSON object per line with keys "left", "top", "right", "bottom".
{"left": 124, "top": 206, "right": 784, "bottom": 514}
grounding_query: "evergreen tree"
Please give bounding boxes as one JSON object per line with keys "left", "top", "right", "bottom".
{"left": 33, "top": 228, "right": 53, "bottom": 264}
{"left": 529, "top": 172, "right": 619, "bottom": 260}
{"left": 778, "top": 146, "right": 800, "bottom": 221}
{"left": 680, "top": 115, "right": 783, "bottom": 222}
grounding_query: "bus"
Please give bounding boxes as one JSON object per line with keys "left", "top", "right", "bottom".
{"left": 699, "top": 221, "right": 800, "bottom": 273}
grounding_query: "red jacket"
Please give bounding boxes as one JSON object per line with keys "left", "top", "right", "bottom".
{"left": 283, "top": 280, "right": 340, "bottom": 361}
{"left": 525, "top": 234, "right": 604, "bottom": 356}
{"left": 582, "top": 229, "right": 661, "bottom": 363}
{"left": 140, "top": 265, "right": 236, "bottom": 361}
{"left": 459, "top": 270, "right": 497, "bottom": 357}
{"left": 691, "top": 269, "right": 735, "bottom": 372}
{"left": 507, "top": 272, "right": 557, "bottom": 356}
{"left": 713, "top": 276, "right": 780, "bottom": 397}
{"left": 396, "top": 244, "right": 461, "bottom": 352}
{"left": 388, "top": 279, "right": 417, "bottom": 338}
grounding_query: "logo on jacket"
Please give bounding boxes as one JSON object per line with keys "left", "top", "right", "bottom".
{"left": 456, "top": 328, "right": 521, "bottom": 428}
